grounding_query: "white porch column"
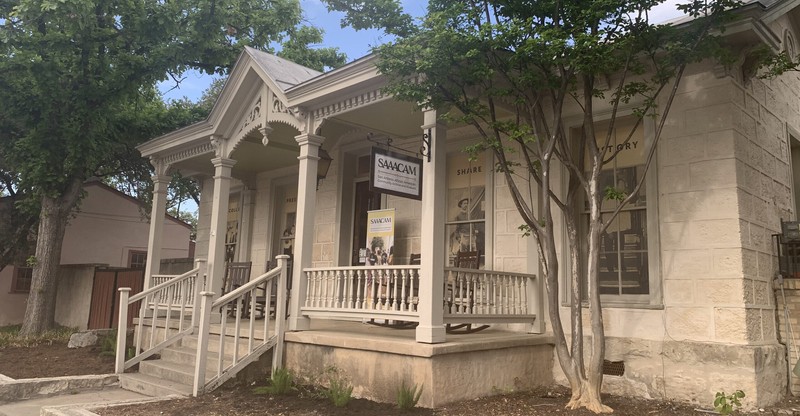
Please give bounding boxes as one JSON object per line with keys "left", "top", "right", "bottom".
{"left": 206, "top": 157, "right": 237, "bottom": 302}
{"left": 144, "top": 165, "right": 170, "bottom": 289}
{"left": 237, "top": 187, "right": 255, "bottom": 262}
{"left": 288, "top": 133, "right": 324, "bottom": 331}
{"left": 416, "top": 109, "right": 447, "bottom": 343}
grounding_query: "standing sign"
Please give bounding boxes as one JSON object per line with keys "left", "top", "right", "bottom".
{"left": 370, "top": 148, "right": 423, "bottom": 200}
{"left": 364, "top": 209, "right": 395, "bottom": 266}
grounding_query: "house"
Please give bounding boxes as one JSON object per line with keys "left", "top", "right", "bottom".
{"left": 0, "top": 180, "right": 193, "bottom": 329}
{"left": 129, "top": 0, "right": 800, "bottom": 409}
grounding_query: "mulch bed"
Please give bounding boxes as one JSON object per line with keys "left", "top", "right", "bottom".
{"left": 1, "top": 342, "right": 799, "bottom": 415}
{"left": 0, "top": 342, "right": 115, "bottom": 379}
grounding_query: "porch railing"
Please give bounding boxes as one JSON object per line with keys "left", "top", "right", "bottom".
{"left": 192, "top": 255, "right": 289, "bottom": 396}
{"left": 300, "top": 265, "right": 541, "bottom": 330}
{"left": 302, "top": 265, "right": 422, "bottom": 322}
{"left": 443, "top": 267, "right": 540, "bottom": 326}
{"left": 115, "top": 264, "right": 204, "bottom": 373}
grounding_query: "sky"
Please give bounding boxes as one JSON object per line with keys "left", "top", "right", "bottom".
{"left": 158, "top": 0, "right": 687, "bottom": 103}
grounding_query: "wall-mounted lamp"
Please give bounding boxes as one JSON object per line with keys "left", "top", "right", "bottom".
{"left": 316, "top": 148, "right": 333, "bottom": 190}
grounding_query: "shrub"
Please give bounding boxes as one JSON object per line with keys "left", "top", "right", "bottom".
{"left": 323, "top": 366, "right": 353, "bottom": 407}
{"left": 714, "top": 390, "right": 745, "bottom": 415}
{"left": 253, "top": 368, "right": 294, "bottom": 395}
{"left": 396, "top": 382, "right": 423, "bottom": 410}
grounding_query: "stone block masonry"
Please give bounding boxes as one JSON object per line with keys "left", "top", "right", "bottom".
{"left": 774, "top": 278, "right": 800, "bottom": 395}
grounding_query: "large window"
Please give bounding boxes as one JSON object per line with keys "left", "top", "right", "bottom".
{"left": 445, "top": 152, "right": 486, "bottom": 266}
{"left": 577, "top": 117, "right": 652, "bottom": 298}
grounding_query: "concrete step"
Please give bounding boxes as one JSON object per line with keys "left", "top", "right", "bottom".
{"left": 181, "top": 334, "right": 270, "bottom": 356}
{"left": 118, "top": 372, "right": 192, "bottom": 397}
{"left": 139, "top": 359, "right": 213, "bottom": 386}
{"left": 161, "top": 345, "right": 235, "bottom": 369}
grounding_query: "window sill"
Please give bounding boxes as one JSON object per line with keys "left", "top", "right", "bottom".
{"left": 561, "top": 300, "right": 664, "bottom": 310}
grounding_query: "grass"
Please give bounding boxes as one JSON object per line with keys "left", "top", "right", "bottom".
{"left": 396, "top": 382, "right": 423, "bottom": 410}
{"left": 253, "top": 368, "right": 294, "bottom": 395}
{"left": 322, "top": 366, "right": 353, "bottom": 408}
{"left": 0, "top": 325, "right": 74, "bottom": 348}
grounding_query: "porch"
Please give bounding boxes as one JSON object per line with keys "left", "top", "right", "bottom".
{"left": 286, "top": 320, "right": 554, "bottom": 408}
{"left": 130, "top": 313, "right": 555, "bottom": 407}
{"left": 128, "top": 48, "right": 547, "bottom": 400}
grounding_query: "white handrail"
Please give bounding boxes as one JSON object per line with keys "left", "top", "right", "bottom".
{"left": 115, "top": 263, "right": 204, "bottom": 374}
{"left": 193, "top": 255, "right": 290, "bottom": 396}
{"left": 129, "top": 267, "right": 200, "bottom": 303}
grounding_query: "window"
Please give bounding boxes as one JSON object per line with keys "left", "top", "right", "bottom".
{"left": 576, "top": 117, "right": 654, "bottom": 299}
{"left": 128, "top": 251, "right": 147, "bottom": 269}
{"left": 445, "top": 152, "right": 486, "bottom": 266}
{"left": 11, "top": 267, "right": 32, "bottom": 293}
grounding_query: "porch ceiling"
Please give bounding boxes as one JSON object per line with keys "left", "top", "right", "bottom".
{"left": 327, "top": 99, "right": 423, "bottom": 140}
{"left": 168, "top": 122, "right": 301, "bottom": 178}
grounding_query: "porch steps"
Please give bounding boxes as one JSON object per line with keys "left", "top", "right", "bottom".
{"left": 119, "top": 372, "right": 193, "bottom": 397}
{"left": 119, "top": 324, "right": 275, "bottom": 399}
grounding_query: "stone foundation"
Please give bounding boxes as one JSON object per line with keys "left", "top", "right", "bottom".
{"left": 554, "top": 337, "right": 786, "bottom": 410}
{"left": 284, "top": 328, "right": 554, "bottom": 408}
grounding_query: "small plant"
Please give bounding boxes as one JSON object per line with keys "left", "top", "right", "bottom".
{"left": 714, "top": 390, "right": 745, "bottom": 415}
{"left": 323, "top": 366, "right": 353, "bottom": 407}
{"left": 98, "top": 332, "right": 116, "bottom": 357}
{"left": 97, "top": 331, "right": 134, "bottom": 360}
{"left": 253, "top": 368, "right": 294, "bottom": 395}
{"left": 396, "top": 382, "right": 423, "bottom": 410}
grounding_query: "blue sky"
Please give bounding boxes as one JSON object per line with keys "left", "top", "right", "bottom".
{"left": 158, "top": 0, "right": 429, "bottom": 102}
{"left": 158, "top": 0, "right": 686, "bottom": 103}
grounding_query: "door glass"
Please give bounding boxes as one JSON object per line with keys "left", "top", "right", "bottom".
{"left": 352, "top": 181, "right": 382, "bottom": 265}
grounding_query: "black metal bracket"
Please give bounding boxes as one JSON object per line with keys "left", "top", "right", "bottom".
{"left": 420, "top": 128, "right": 432, "bottom": 162}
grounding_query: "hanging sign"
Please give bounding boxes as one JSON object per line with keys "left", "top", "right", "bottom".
{"left": 370, "top": 147, "right": 423, "bottom": 200}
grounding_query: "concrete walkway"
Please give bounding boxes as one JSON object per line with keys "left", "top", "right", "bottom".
{"left": 0, "top": 388, "right": 149, "bottom": 416}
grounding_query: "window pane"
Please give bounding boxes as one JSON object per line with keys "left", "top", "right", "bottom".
{"left": 14, "top": 267, "right": 32, "bottom": 292}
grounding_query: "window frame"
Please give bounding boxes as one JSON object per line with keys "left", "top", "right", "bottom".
{"left": 565, "top": 115, "right": 662, "bottom": 308}
{"left": 128, "top": 250, "right": 148, "bottom": 269}
{"left": 10, "top": 266, "right": 32, "bottom": 293}
{"left": 444, "top": 142, "right": 493, "bottom": 269}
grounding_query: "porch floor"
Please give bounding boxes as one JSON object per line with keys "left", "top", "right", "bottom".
{"left": 289, "top": 319, "right": 554, "bottom": 358}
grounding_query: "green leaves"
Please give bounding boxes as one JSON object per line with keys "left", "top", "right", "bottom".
{"left": 714, "top": 390, "right": 745, "bottom": 415}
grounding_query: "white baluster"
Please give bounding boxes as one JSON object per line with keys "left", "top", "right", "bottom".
{"left": 358, "top": 269, "right": 366, "bottom": 310}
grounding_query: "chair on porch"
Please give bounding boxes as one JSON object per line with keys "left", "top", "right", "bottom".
{"left": 221, "top": 261, "right": 266, "bottom": 318}
{"left": 446, "top": 250, "right": 490, "bottom": 334}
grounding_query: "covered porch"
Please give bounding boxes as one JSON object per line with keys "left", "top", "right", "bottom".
{"left": 137, "top": 49, "right": 545, "bottom": 344}
{"left": 125, "top": 48, "right": 550, "bottom": 404}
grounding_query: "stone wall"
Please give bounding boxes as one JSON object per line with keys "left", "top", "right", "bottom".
{"left": 774, "top": 278, "right": 800, "bottom": 395}
{"left": 285, "top": 329, "right": 554, "bottom": 408}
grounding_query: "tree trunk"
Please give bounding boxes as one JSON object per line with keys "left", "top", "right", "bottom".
{"left": 19, "top": 178, "right": 83, "bottom": 337}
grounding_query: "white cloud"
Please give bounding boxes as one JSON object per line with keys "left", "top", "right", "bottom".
{"left": 649, "top": 0, "right": 687, "bottom": 24}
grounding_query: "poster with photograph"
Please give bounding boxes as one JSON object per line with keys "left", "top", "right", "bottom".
{"left": 225, "top": 193, "right": 240, "bottom": 263}
{"left": 280, "top": 191, "right": 297, "bottom": 257}
{"left": 365, "top": 209, "right": 395, "bottom": 266}
{"left": 446, "top": 153, "right": 486, "bottom": 265}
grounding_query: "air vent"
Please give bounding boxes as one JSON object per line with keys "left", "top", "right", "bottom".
{"left": 603, "top": 360, "right": 625, "bottom": 376}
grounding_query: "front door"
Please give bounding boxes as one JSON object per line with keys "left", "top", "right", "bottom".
{"left": 351, "top": 181, "right": 382, "bottom": 265}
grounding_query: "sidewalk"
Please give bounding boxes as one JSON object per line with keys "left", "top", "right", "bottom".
{"left": 0, "top": 387, "right": 149, "bottom": 416}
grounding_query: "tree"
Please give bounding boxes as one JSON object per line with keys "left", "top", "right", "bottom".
{"left": 324, "top": 0, "right": 740, "bottom": 412}
{"left": 0, "top": 0, "right": 344, "bottom": 337}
